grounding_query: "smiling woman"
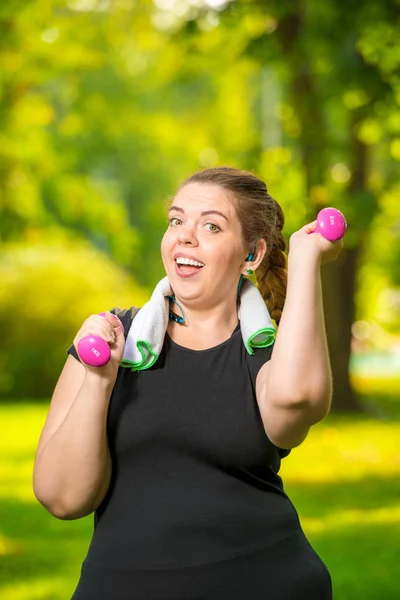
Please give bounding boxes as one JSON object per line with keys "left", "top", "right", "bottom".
{"left": 161, "top": 170, "right": 287, "bottom": 331}
{"left": 33, "top": 166, "right": 343, "bottom": 599}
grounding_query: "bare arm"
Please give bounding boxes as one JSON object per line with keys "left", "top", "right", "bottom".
{"left": 33, "top": 313, "right": 124, "bottom": 519}
{"left": 256, "top": 224, "right": 343, "bottom": 448}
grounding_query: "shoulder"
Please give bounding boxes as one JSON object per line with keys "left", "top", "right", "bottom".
{"left": 245, "top": 343, "right": 275, "bottom": 388}
{"left": 244, "top": 344, "right": 291, "bottom": 458}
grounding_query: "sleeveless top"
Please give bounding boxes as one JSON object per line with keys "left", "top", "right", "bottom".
{"left": 67, "top": 308, "right": 331, "bottom": 599}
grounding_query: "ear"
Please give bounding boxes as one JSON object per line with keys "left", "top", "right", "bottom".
{"left": 241, "top": 238, "right": 267, "bottom": 274}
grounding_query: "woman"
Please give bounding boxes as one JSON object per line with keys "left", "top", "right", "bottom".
{"left": 33, "top": 167, "right": 342, "bottom": 599}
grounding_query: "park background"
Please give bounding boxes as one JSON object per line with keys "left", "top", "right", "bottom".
{"left": 1, "top": 0, "right": 400, "bottom": 598}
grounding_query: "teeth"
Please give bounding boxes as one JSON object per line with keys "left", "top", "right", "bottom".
{"left": 176, "top": 257, "right": 205, "bottom": 267}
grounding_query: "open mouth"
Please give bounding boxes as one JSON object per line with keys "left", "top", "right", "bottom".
{"left": 175, "top": 257, "right": 205, "bottom": 275}
{"left": 176, "top": 258, "right": 205, "bottom": 268}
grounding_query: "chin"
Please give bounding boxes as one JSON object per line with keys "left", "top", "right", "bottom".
{"left": 169, "top": 282, "right": 202, "bottom": 301}
{"left": 166, "top": 272, "right": 202, "bottom": 299}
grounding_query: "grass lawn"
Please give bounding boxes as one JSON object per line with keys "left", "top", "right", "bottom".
{"left": 0, "top": 394, "right": 399, "bottom": 600}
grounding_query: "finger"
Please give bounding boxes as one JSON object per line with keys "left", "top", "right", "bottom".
{"left": 87, "top": 320, "right": 116, "bottom": 344}
{"left": 304, "top": 220, "right": 318, "bottom": 234}
{"left": 108, "top": 313, "right": 124, "bottom": 337}
{"left": 94, "top": 314, "right": 117, "bottom": 342}
{"left": 98, "top": 313, "right": 123, "bottom": 342}
{"left": 92, "top": 326, "right": 116, "bottom": 344}
{"left": 103, "top": 312, "right": 122, "bottom": 329}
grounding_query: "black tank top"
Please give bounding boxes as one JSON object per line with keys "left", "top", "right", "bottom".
{"left": 68, "top": 307, "right": 294, "bottom": 566}
{"left": 67, "top": 308, "right": 331, "bottom": 599}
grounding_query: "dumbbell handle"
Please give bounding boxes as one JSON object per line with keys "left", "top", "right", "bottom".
{"left": 77, "top": 312, "right": 124, "bottom": 367}
{"left": 315, "top": 207, "right": 347, "bottom": 241}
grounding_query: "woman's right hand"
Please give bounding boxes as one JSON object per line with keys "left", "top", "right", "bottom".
{"left": 73, "top": 312, "right": 125, "bottom": 381}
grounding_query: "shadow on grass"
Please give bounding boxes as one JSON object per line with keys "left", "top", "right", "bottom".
{"left": 284, "top": 472, "right": 400, "bottom": 518}
{"left": 309, "top": 520, "right": 400, "bottom": 600}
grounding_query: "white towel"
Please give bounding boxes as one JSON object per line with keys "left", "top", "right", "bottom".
{"left": 120, "top": 276, "right": 276, "bottom": 371}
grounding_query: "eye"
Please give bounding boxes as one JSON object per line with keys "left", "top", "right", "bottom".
{"left": 169, "top": 217, "right": 183, "bottom": 226}
{"left": 205, "top": 223, "right": 220, "bottom": 233}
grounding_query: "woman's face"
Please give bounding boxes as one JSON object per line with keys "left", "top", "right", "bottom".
{"left": 161, "top": 182, "right": 248, "bottom": 308}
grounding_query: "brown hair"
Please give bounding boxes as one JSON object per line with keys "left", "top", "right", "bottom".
{"left": 180, "top": 167, "right": 288, "bottom": 323}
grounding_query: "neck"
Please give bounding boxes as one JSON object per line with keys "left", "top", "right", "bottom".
{"left": 167, "top": 294, "right": 239, "bottom": 348}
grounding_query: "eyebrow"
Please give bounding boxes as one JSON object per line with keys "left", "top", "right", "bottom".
{"left": 168, "top": 206, "right": 229, "bottom": 221}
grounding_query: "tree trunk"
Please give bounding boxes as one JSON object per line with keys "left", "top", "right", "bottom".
{"left": 277, "top": 9, "right": 365, "bottom": 412}
{"left": 321, "top": 248, "right": 363, "bottom": 411}
{"left": 322, "top": 116, "right": 373, "bottom": 412}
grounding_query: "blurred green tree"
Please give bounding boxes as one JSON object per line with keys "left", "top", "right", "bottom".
{"left": 0, "top": 237, "right": 148, "bottom": 398}
{"left": 163, "top": 0, "right": 400, "bottom": 411}
{"left": 1, "top": 0, "right": 399, "bottom": 405}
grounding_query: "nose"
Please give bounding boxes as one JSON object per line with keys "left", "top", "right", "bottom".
{"left": 177, "top": 223, "right": 198, "bottom": 246}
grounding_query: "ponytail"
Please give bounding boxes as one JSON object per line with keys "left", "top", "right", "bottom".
{"left": 256, "top": 231, "right": 287, "bottom": 323}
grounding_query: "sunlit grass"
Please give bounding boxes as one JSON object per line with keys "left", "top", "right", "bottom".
{"left": 280, "top": 416, "right": 400, "bottom": 482}
{"left": 279, "top": 399, "right": 400, "bottom": 600}
{"left": 352, "top": 374, "right": 400, "bottom": 396}
{"left": 1, "top": 399, "right": 399, "bottom": 599}
{"left": 0, "top": 576, "right": 75, "bottom": 600}
{"left": 0, "top": 403, "right": 91, "bottom": 599}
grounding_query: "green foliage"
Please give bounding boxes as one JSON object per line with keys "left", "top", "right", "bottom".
{"left": 1, "top": 402, "right": 399, "bottom": 598}
{"left": 356, "top": 182, "right": 400, "bottom": 330}
{"left": 0, "top": 235, "right": 148, "bottom": 399}
{"left": 2, "top": 0, "right": 399, "bottom": 277}
{"left": 1, "top": 0, "right": 400, "bottom": 403}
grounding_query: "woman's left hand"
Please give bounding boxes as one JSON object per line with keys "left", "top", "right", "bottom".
{"left": 289, "top": 220, "right": 344, "bottom": 266}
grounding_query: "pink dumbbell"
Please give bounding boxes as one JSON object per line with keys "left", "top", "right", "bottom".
{"left": 77, "top": 312, "right": 124, "bottom": 367}
{"left": 315, "top": 207, "right": 347, "bottom": 241}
